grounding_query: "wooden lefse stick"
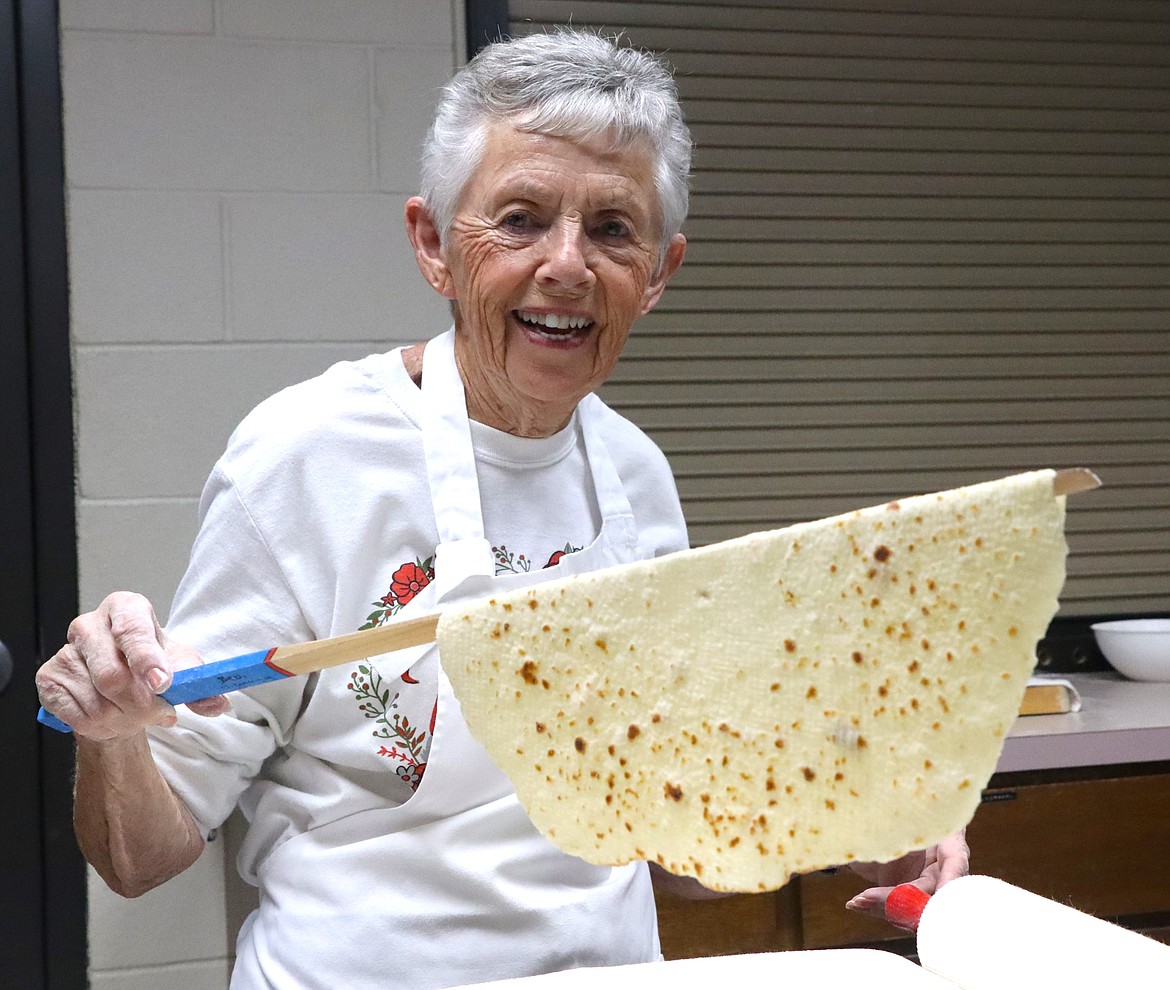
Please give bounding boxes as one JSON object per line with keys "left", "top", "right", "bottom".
{"left": 273, "top": 612, "right": 441, "bottom": 677}
{"left": 276, "top": 467, "right": 1101, "bottom": 677}
{"left": 1053, "top": 467, "right": 1102, "bottom": 497}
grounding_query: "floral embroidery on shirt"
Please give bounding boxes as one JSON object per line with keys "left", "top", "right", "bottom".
{"left": 492, "top": 544, "right": 531, "bottom": 573}
{"left": 353, "top": 543, "right": 583, "bottom": 784}
{"left": 493, "top": 542, "right": 582, "bottom": 574}
{"left": 544, "top": 543, "right": 580, "bottom": 568}
{"left": 347, "top": 662, "right": 434, "bottom": 790}
{"left": 360, "top": 555, "right": 435, "bottom": 629}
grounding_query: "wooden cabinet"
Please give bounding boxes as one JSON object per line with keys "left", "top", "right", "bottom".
{"left": 656, "top": 763, "right": 1170, "bottom": 960}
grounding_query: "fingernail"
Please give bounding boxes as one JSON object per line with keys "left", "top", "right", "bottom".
{"left": 147, "top": 668, "right": 169, "bottom": 692}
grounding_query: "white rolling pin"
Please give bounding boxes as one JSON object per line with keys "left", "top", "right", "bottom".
{"left": 886, "top": 875, "right": 1169, "bottom": 989}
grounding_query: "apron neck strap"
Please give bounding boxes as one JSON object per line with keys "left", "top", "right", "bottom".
{"left": 420, "top": 330, "right": 496, "bottom": 591}
{"left": 577, "top": 393, "right": 636, "bottom": 529}
{"left": 421, "top": 329, "right": 488, "bottom": 547}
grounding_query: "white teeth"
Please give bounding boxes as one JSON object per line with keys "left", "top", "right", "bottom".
{"left": 517, "top": 310, "right": 593, "bottom": 331}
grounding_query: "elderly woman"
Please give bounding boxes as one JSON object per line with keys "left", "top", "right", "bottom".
{"left": 38, "top": 30, "right": 966, "bottom": 990}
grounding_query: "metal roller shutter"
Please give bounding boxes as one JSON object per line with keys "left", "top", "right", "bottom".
{"left": 507, "top": 0, "right": 1170, "bottom": 618}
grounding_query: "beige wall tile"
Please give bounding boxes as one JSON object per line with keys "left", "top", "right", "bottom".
{"left": 62, "top": 34, "right": 371, "bottom": 191}
{"left": 76, "top": 498, "right": 201, "bottom": 615}
{"left": 59, "top": 0, "right": 214, "bottom": 33}
{"left": 220, "top": 0, "right": 453, "bottom": 45}
{"left": 89, "top": 959, "right": 230, "bottom": 990}
{"left": 374, "top": 46, "right": 455, "bottom": 193}
{"left": 226, "top": 192, "right": 447, "bottom": 341}
{"left": 68, "top": 192, "right": 224, "bottom": 344}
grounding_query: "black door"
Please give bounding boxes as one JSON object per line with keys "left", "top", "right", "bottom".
{"left": 0, "top": 0, "right": 85, "bottom": 986}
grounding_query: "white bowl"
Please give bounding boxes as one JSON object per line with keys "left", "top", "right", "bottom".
{"left": 1092, "top": 618, "right": 1170, "bottom": 681}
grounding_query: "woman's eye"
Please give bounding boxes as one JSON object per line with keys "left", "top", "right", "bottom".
{"left": 598, "top": 219, "right": 630, "bottom": 239}
{"left": 501, "top": 211, "right": 535, "bottom": 231}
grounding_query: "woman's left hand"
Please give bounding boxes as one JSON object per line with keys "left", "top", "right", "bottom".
{"left": 842, "top": 829, "right": 969, "bottom": 922}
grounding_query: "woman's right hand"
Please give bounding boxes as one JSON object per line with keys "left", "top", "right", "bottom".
{"left": 35, "top": 591, "right": 229, "bottom": 740}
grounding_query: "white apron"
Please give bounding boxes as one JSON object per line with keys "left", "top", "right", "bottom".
{"left": 232, "top": 330, "right": 660, "bottom": 989}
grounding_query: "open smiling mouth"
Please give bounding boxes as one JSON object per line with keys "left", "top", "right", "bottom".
{"left": 515, "top": 309, "right": 595, "bottom": 341}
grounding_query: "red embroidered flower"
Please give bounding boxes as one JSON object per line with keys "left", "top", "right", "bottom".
{"left": 391, "top": 561, "right": 430, "bottom": 605}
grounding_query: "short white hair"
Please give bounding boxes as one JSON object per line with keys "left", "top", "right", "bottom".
{"left": 420, "top": 30, "right": 692, "bottom": 266}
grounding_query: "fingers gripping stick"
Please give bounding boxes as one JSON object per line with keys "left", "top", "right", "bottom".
{"left": 37, "top": 648, "right": 287, "bottom": 733}
{"left": 37, "top": 610, "right": 442, "bottom": 733}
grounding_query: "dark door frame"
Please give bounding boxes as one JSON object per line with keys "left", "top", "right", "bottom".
{"left": 1, "top": 0, "right": 84, "bottom": 986}
{"left": 465, "top": 0, "right": 509, "bottom": 57}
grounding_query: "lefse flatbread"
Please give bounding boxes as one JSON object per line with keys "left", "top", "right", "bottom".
{"left": 438, "top": 471, "right": 1068, "bottom": 891}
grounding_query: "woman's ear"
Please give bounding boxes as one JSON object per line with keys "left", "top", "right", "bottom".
{"left": 640, "top": 233, "right": 686, "bottom": 316}
{"left": 404, "top": 197, "right": 456, "bottom": 299}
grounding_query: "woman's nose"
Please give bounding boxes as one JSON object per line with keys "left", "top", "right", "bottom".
{"left": 536, "top": 219, "right": 595, "bottom": 292}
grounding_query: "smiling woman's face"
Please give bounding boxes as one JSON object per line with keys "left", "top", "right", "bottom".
{"left": 410, "top": 122, "right": 685, "bottom": 437}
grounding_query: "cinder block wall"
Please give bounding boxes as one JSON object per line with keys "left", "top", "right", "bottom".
{"left": 59, "top": 2, "right": 459, "bottom": 986}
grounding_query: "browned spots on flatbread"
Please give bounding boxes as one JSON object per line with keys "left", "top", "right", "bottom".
{"left": 438, "top": 470, "right": 1067, "bottom": 894}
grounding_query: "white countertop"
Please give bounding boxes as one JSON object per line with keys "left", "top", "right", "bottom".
{"left": 998, "top": 672, "right": 1170, "bottom": 773}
